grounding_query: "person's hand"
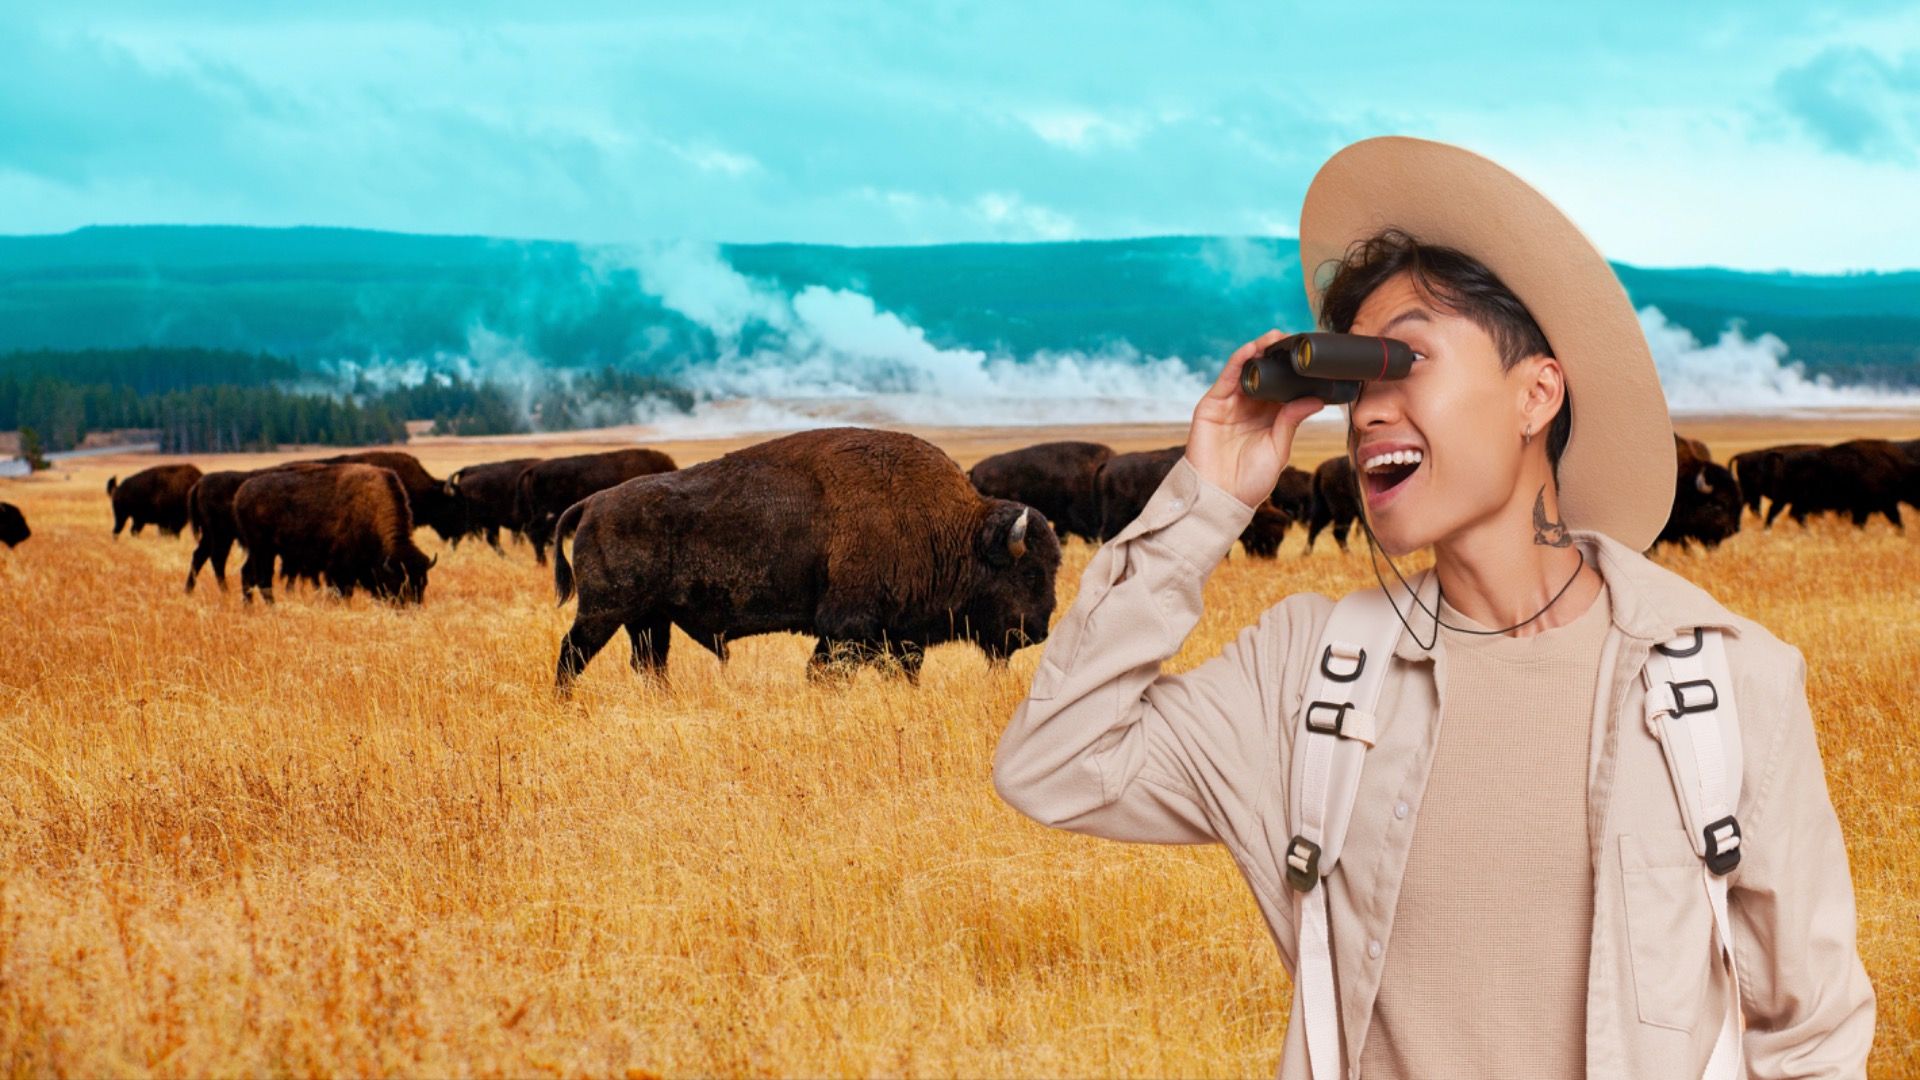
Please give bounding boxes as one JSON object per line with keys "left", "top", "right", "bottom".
{"left": 1185, "top": 330, "right": 1326, "bottom": 509}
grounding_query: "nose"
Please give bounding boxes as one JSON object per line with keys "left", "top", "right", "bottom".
{"left": 1349, "top": 375, "right": 1406, "bottom": 433}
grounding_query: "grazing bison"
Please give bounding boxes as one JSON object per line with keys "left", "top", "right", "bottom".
{"left": 1764, "top": 439, "right": 1913, "bottom": 530}
{"left": 1305, "top": 456, "right": 1361, "bottom": 555}
{"left": 233, "top": 464, "right": 435, "bottom": 605}
{"left": 108, "top": 464, "right": 203, "bottom": 537}
{"left": 516, "top": 448, "right": 678, "bottom": 564}
{"left": 1658, "top": 458, "right": 1743, "bottom": 550}
{"left": 444, "top": 457, "right": 541, "bottom": 553}
{"left": 1270, "top": 465, "right": 1314, "bottom": 524}
{"left": 1729, "top": 443, "right": 1819, "bottom": 523}
{"left": 1093, "top": 445, "right": 1293, "bottom": 557}
{"left": 968, "top": 441, "right": 1113, "bottom": 543}
{"left": 0, "top": 502, "right": 28, "bottom": 548}
{"left": 306, "top": 451, "right": 459, "bottom": 541}
{"left": 550, "top": 427, "right": 1059, "bottom": 692}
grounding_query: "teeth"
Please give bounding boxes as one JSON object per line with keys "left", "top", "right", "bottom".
{"left": 1362, "top": 449, "right": 1424, "bottom": 473}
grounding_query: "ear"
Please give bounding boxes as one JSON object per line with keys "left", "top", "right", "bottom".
{"left": 1517, "top": 354, "right": 1565, "bottom": 443}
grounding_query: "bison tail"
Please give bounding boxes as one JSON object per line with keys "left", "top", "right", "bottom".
{"left": 552, "top": 500, "right": 587, "bottom": 606}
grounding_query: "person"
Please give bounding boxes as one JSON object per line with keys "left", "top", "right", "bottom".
{"left": 991, "top": 136, "right": 1875, "bottom": 1079}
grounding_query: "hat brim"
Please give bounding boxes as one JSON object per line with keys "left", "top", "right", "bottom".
{"left": 1300, "top": 136, "right": 1675, "bottom": 553}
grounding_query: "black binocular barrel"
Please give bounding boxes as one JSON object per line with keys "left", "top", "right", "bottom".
{"left": 1238, "top": 333, "right": 1416, "bottom": 403}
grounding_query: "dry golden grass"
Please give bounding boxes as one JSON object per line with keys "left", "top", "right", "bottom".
{"left": 0, "top": 417, "right": 1915, "bottom": 1078}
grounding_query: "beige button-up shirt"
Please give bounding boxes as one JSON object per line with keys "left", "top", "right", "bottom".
{"left": 992, "top": 454, "right": 1875, "bottom": 1079}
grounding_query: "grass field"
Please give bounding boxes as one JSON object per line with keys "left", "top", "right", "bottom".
{"left": 0, "top": 416, "right": 1914, "bottom": 1077}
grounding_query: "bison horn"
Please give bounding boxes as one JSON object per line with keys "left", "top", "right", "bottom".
{"left": 1694, "top": 470, "right": 1712, "bottom": 494}
{"left": 428, "top": 553, "right": 439, "bottom": 569}
{"left": 1008, "top": 507, "right": 1029, "bottom": 559}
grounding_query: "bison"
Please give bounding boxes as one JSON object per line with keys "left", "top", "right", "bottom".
{"left": 1762, "top": 439, "right": 1913, "bottom": 530}
{"left": 233, "top": 463, "right": 435, "bottom": 605}
{"left": 1093, "top": 445, "right": 1293, "bottom": 557}
{"left": 1657, "top": 458, "right": 1743, "bottom": 550}
{"left": 0, "top": 502, "right": 28, "bottom": 548}
{"left": 516, "top": 448, "right": 678, "bottom": 564}
{"left": 1729, "top": 443, "right": 1820, "bottom": 524}
{"left": 967, "top": 441, "right": 1113, "bottom": 543}
{"left": 550, "top": 427, "right": 1059, "bottom": 693}
{"left": 444, "top": 457, "right": 541, "bottom": 553}
{"left": 1304, "top": 456, "right": 1361, "bottom": 555}
{"left": 108, "top": 464, "right": 203, "bottom": 537}
{"left": 305, "top": 451, "right": 459, "bottom": 541}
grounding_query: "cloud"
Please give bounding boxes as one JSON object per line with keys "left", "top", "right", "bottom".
{"left": 972, "top": 192, "right": 1077, "bottom": 240}
{"left": 1771, "top": 46, "right": 1920, "bottom": 163}
{"left": 1018, "top": 108, "right": 1152, "bottom": 151}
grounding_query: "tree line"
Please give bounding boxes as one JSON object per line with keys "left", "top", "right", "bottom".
{"left": 2, "top": 347, "right": 697, "bottom": 454}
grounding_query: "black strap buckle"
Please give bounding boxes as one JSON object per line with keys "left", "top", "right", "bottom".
{"left": 1668, "top": 678, "right": 1719, "bottom": 716}
{"left": 1320, "top": 644, "right": 1366, "bottom": 683}
{"left": 1703, "top": 814, "right": 1742, "bottom": 875}
{"left": 1285, "top": 835, "right": 1322, "bottom": 892}
{"left": 1305, "top": 700, "right": 1352, "bottom": 738}
{"left": 1655, "top": 627, "right": 1704, "bottom": 657}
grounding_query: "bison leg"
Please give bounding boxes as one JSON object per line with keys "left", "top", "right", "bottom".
{"left": 626, "top": 618, "right": 672, "bottom": 678}
{"left": 1884, "top": 504, "right": 1904, "bottom": 531}
{"left": 1763, "top": 500, "right": 1787, "bottom": 528}
{"left": 1304, "top": 513, "right": 1327, "bottom": 555}
{"left": 486, "top": 526, "right": 506, "bottom": 555}
{"left": 1332, "top": 518, "right": 1352, "bottom": 553}
{"left": 113, "top": 511, "right": 128, "bottom": 537}
{"left": 241, "top": 550, "right": 276, "bottom": 606}
{"left": 186, "top": 542, "right": 210, "bottom": 594}
{"left": 555, "top": 611, "right": 622, "bottom": 693}
{"left": 211, "top": 540, "right": 232, "bottom": 591}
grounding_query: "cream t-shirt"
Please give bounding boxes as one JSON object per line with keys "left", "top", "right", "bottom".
{"left": 1358, "top": 575, "right": 1612, "bottom": 1079}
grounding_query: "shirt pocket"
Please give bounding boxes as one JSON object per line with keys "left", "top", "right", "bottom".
{"left": 1618, "top": 830, "right": 1713, "bottom": 1032}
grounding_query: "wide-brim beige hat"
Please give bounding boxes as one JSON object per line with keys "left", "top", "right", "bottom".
{"left": 1300, "top": 135, "right": 1675, "bottom": 553}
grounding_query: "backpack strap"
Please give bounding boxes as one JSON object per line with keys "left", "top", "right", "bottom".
{"left": 1288, "top": 585, "right": 1405, "bottom": 1080}
{"left": 1640, "top": 627, "right": 1746, "bottom": 1080}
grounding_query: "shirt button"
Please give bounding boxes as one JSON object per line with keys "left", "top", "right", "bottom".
{"left": 1368, "top": 939, "right": 1383, "bottom": 959}
{"left": 1394, "top": 801, "right": 1409, "bottom": 819}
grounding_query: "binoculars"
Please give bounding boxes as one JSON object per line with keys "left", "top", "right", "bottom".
{"left": 1237, "top": 332, "right": 1417, "bottom": 405}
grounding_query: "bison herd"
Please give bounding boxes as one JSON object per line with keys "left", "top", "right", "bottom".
{"left": 968, "top": 432, "right": 1920, "bottom": 556}
{"left": 18, "top": 425, "right": 1914, "bottom": 691}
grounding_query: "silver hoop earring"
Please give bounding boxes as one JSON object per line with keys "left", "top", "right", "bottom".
{"left": 1523, "top": 425, "right": 1534, "bottom": 447}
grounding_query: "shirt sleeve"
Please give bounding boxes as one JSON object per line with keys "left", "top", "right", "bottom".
{"left": 1729, "top": 645, "right": 1877, "bottom": 1079}
{"left": 990, "top": 453, "right": 1313, "bottom": 898}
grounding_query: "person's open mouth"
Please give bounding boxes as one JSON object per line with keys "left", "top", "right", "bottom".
{"left": 1361, "top": 446, "right": 1423, "bottom": 510}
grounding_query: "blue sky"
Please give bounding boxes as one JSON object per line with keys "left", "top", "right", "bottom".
{"left": 2, "top": 1, "right": 1917, "bottom": 271}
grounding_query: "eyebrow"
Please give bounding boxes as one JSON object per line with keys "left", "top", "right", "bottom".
{"left": 1377, "top": 308, "right": 1433, "bottom": 335}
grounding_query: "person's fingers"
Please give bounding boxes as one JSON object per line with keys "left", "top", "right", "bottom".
{"left": 1270, "top": 395, "right": 1325, "bottom": 455}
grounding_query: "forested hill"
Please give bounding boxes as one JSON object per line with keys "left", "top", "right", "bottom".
{"left": 2, "top": 226, "right": 1916, "bottom": 391}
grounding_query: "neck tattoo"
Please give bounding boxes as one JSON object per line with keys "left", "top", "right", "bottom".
{"left": 1532, "top": 484, "right": 1571, "bottom": 547}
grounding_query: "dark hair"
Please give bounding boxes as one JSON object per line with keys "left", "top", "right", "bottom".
{"left": 1318, "top": 227, "right": 1572, "bottom": 478}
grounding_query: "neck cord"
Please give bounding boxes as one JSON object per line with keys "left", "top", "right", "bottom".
{"left": 1344, "top": 404, "right": 1587, "bottom": 652}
